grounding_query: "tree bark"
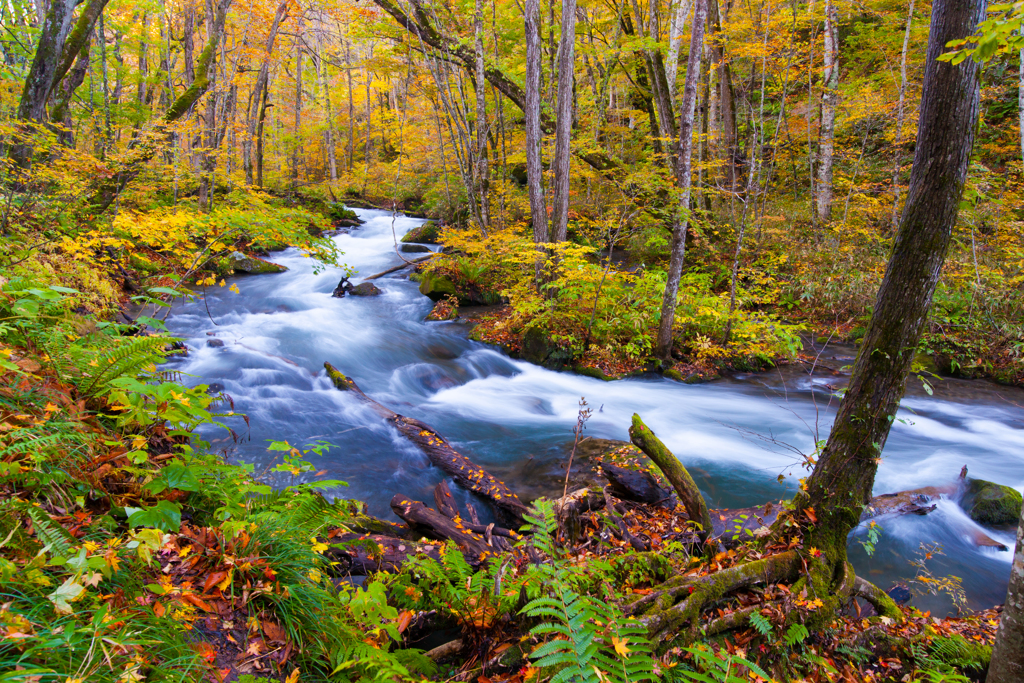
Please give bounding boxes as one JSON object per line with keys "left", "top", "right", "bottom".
{"left": 549, "top": 0, "right": 576, "bottom": 243}
{"left": 654, "top": 0, "right": 706, "bottom": 360}
{"left": 473, "top": 0, "right": 490, "bottom": 233}
{"left": 814, "top": 0, "right": 839, "bottom": 224}
{"left": 988, "top": 499, "right": 1024, "bottom": 683}
{"left": 50, "top": 36, "right": 93, "bottom": 146}
{"left": 800, "top": 0, "right": 983, "bottom": 602}
{"left": 16, "top": 0, "right": 77, "bottom": 124}
{"left": 889, "top": 0, "right": 916, "bottom": 230}
{"left": 291, "top": 16, "right": 303, "bottom": 188}
{"left": 525, "top": 0, "right": 548, "bottom": 243}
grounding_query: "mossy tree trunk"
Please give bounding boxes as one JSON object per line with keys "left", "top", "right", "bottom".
{"left": 798, "top": 0, "right": 984, "bottom": 612}
{"left": 988, "top": 500, "right": 1024, "bottom": 683}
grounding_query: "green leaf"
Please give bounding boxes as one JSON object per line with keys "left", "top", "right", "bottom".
{"left": 48, "top": 575, "right": 86, "bottom": 614}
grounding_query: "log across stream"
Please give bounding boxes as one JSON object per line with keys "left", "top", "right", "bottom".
{"left": 164, "top": 207, "right": 1023, "bottom": 614}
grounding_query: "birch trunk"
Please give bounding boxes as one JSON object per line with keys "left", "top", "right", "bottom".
{"left": 814, "top": 0, "right": 839, "bottom": 224}
{"left": 665, "top": 0, "right": 693, "bottom": 99}
{"left": 654, "top": 0, "right": 707, "bottom": 360}
{"left": 525, "top": 0, "right": 548, "bottom": 243}
{"left": 291, "top": 16, "right": 303, "bottom": 188}
{"left": 550, "top": 0, "right": 576, "bottom": 243}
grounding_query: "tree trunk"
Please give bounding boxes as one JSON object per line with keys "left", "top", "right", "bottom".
{"left": 665, "top": 0, "right": 693, "bottom": 98}
{"left": 654, "top": 0, "right": 707, "bottom": 360}
{"left": 243, "top": 2, "right": 287, "bottom": 186}
{"left": 50, "top": 37, "right": 93, "bottom": 146}
{"left": 291, "top": 16, "right": 303, "bottom": 188}
{"left": 473, "top": 0, "right": 490, "bottom": 233}
{"left": 800, "top": 0, "right": 983, "bottom": 608}
{"left": 814, "top": 0, "right": 839, "bottom": 224}
{"left": 889, "top": 0, "right": 916, "bottom": 230}
{"left": 16, "top": 0, "right": 77, "bottom": 124}
{"left": 525, "top": 0, "right": 548, "bottom": 243}
{"left": 549, "top": 0, "right": 576, "bottom": 243}
{"left": 987, "top": 499, "right": 1024, "bottom": 683}
{"left": 256, "top": 77, "right": 270, "bottom": 188}
{"left": 707, "top": 0, "right": 738, "bottom": 194}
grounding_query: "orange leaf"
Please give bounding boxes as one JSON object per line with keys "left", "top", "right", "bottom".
{"left": 396, "top": 610, "right": 414, "bottom": 633}
{"left": 153, "top": 601, "right": 165, "bottom": 617}
{"left": 805, "top": 507, "right": 818, "bottom": 524}
{"left": 182, "top": 593, "right": 213, "bottom": 612}
{"left": 203, "top": 571, "right": 228, "bottom": 594}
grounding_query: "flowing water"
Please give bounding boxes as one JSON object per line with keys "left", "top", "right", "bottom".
{"left": 166, "top": 209, "right": 1023, "bottom": 615}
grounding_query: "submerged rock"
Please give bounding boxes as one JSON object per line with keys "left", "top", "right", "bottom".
{"left": 400, "top": 243, "right": 432, "bottom": 254}
{"left": 350, "top": 282, "right": 382, "bottom": 296}
{"left": 965, "top": 478, "right": 1023, "bottom": 525}
{"left": 228, "top": 251, "right": 287, "bottom": 274}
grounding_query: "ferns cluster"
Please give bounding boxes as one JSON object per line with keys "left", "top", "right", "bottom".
{"left": 523, "top": 583, "right": 658, "bottom": 683}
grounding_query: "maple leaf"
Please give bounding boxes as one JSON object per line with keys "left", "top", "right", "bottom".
{"left": 246, "top": 640, "right": 263, "bottom": 656}
{"left": 611, "top": 636, "right": 630, "bottom": 656}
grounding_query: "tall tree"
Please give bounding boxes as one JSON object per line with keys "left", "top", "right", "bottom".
{"left": 525, "top": 0, "right": 548, "bottom": 244}
{"left": 988, "top": 500, "right": 1024, "bottom": 683}
{"left": 799, "top": 0, "right": 984, "bottom": 597}
{"left": 654, "top": 0, "right": 707, "bottom": 360}
{"left": 814, "top": 0, "right": 839, "bottom": 224}
{"left": 473, "top": 0, "right": 490, "bottom": 232}
{"left": 549, "top": 0, "right": 577, "bottom": 243}
{"left": 244, "top": 0, "right": 289, "bottom": 186}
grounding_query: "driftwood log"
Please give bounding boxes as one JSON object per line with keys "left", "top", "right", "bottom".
{"left": 602, "top": 463, "right": 676, "bottom": 508}
{"left": 325, "top": 361, "right": 529, "bottom": 526}
{"left": 325, "top": 533, "right": 442, "bottom": 574}
{"left": 628, "top": 414, "right": 713, "bottom": 543}
{"left": 391, "top": 494, "right": 509, "bottom": 561}
{"left": 364, "top": 253, "right": 435, "bottom": 280}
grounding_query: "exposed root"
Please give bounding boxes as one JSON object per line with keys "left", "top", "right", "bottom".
{"left": 705, "top": 605, "right": 759, "bottom": 637}
{"left": 852, "top": 575, "right": 905, "bottom": 622}
{"left": 642, "top": 550, "right": 802, "bottom": 643}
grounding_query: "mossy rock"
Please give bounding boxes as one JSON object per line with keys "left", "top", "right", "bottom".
{"left": 521, "top": 326, "right": 572, "bottom": 370}
{"left": 227, "top": 251, "right": 287, "bottom": 274}
{"left": 574, "top": 365, "right": 613, "bottom": 381}
{"left": 416, "top": 271, "right": 459, "bottom": 301}
{"left": 663, "top": 368, "right": 684, "bottom": 382}
{"left": 965, "top": 478, "right": 1022, "bottom": 525}
{"left": 327, "top": 204, "right": 361, "bottom": 223}
{"left": 401, "top": 221, "right": 441, "bottom": 244}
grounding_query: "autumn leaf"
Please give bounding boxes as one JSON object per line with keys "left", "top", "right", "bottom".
{"left": 611, "top": 636, "right": 630, "bottom": 656}
{"left": 805, "top": 507, "right": 818, "bottom": 523}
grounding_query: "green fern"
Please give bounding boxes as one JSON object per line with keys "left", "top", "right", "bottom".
{"left": 748, "top": 612, "right": 774, "bottom": 637}
{"left": 74, "top": 335, "right": 174, "bottom": 398}
{"left": 523, "top": 582, "right": 657, "bottom": 683}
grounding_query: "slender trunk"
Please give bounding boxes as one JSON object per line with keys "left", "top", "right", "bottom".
{"left": 525, "top": 0, "right": 548, "bottom": 244}
{"left": 473, "top": 0, "right": 489, "bottom": 233}
{"left": 256, "top": 78, "right": 270, "bottom": 187}
{"left": 292, "top": 16, "right": 303, "bottom": 188}
{"left": 550, "top": 0, "right": 576, "bottom": 243}
{"left": 346, "top": 37, "right": 355, "bottom": 172}
{"left": 666, "top": 0, "right": 694, "bottom": 98}
{"left": 987, "top": 499, "right": 1024, "bottom": 683}
{"left": 316, "top": 32, "right": 337, "bottom": 182}
{"left": 654, "top": 0, "right": 707, "bottom": 360}
{"left": 50, "top": 37, "right": 93, "bottom": 146}
{"left": 98, "top": 12, "right": 111, "bottom": 154}
{"left": 814, "top": 0, "right": 839, "bottom": 224}
{"left": 243, "top": 0, "right": 286, "bottom": 185}
{"left": 889, "top": 0, "right": 916, "bottom": 230}
{"left": 707, "top": 0, "right": 738, "bottom": 194}
{"left": 801, "top": 0, "right": 983, "bottom": 593}
{"left": 1020, "top": 42, "right": 1024, "bottom": 164}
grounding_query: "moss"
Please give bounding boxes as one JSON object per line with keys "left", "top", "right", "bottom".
{"left": 324, "top": 362, "right": 356, "bottom": 391}
{"left": 417, "top": 271, "right": 459, "bottom": 301}
{"left": 401, "top": 221, "right": 441, "bottom": 244}
{"left": 663, "top": 368, "right": 684, "bottom": 381}
{"left": 574, "top": 365, "right": 612, "bottom": 381}
{"left": 965, "top": 479, "right": 1022, "bottom": 525}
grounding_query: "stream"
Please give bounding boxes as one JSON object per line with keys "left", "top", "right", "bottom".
{"left": 165, "top": 208, "right": 1023, "bottom": 616}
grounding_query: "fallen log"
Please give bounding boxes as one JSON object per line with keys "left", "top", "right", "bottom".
{"left": 363, "top": 254, "right": 435, "bottom": 280}
{"left": 390, "top": 494, "right": 497, "bottom": 561}
{"left": 325, "top": 532, "right": 442, "bottom": 575}
{"left": 433, "top": 480, "right": 460, "bottom": 519}
{"left": 325, "top": 362, "right": 529, "bottom": 526}
{"left": 628, "top": 414, "right": 713, "bottom": 544}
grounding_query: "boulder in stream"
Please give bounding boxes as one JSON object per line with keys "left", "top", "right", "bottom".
{"left": 964, "top": 478, "right": 1023, "bottom": 525}
{"left": 350, "top": 282, "right": 382, "bottom": 296}
{"left": 400, "top": 243, "right": 432, "bottom": 254}
{"left": 227, "top": 251, "right": 287, "bottom": 274}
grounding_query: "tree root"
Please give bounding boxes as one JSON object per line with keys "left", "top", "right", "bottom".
{"left": 641, "top": 550, "right": 802, "bottom": 643}
{"left": 852, "top": 575, "right": 904, "bottom": 622}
